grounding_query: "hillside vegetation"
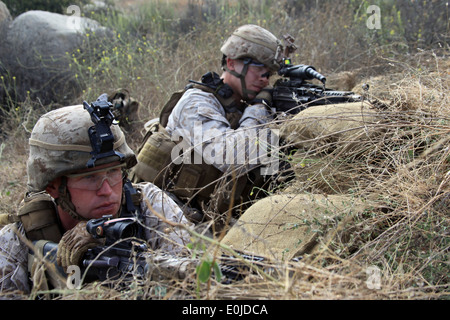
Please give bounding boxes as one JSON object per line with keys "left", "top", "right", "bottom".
{"left": 0, "top": 0, "right": 448, "bottom": 300}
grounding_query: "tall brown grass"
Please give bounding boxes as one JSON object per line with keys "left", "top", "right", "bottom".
{"left": 0, "top": 0, "right": 448, "bottom": 300}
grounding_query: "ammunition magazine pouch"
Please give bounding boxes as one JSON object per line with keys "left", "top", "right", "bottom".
{"left": 131, "top": 121, "right": 177, "bottom": 186}
{"left": 170, "top": 161, "right": 223, "bottom": 202}
{"left": 17, "top": 192, "right": 62, "bottom": 243}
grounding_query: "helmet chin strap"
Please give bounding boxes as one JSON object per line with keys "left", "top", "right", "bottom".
{"left": 55, "top": 176, "right": 125, "bottom": 222}
{"left": 223, "top": 58, "right": 258, "bottom": 101}
{"left": 55, "top": 176, "right": 86, "bottom": 221}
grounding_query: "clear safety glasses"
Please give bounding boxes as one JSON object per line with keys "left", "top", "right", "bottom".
{"left": 66, "top": 163, "right": 126, "bottom": 191}
{"left": 242, "top": 58, "right": 273, "bottom": 79}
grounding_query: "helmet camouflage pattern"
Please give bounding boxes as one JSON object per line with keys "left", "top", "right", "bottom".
{"left": 220, "top": 24, "right": 282, "bottom": 71}
{"left": 27, "top": 104, "right": 136, "bottom": 192}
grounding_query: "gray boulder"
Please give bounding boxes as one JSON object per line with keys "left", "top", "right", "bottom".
{"left": 0, "top": 1, "right": 11, "bottom": 26}
{"left": 0, "top": 1, "right": 12, "bottom": 67}
{"left": 1, "top": 10, "right": 109, "bottom": 106}
{"left": 0, "top": 1, "right": 12, "bottom": 118}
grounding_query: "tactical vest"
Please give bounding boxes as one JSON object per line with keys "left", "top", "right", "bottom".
{"left": 5, "top": 183, "right": 143, "bottom": 244}
{"left": 131, "top": 72, "right": 268, "bottom": 224}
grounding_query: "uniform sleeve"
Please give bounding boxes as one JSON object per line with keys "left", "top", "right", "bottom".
{"left": 0, "top": 223, "right": 30, "bottom": 296}
{"left": 138, "top": 182, "right": 192, "bottom": 253}
{"left": 166, "top": 89, "right": 274, "bottom": 174}
{"left": 239, "top": 103, "right": 272, "bottom": 127}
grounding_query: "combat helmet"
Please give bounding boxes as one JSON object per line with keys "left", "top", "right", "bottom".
{"left": 220, "top": 24, "right": 282, "bottom": 100}
{"left": 27, "top": 99, "right": 136, "bottom": 219}
{"left": 221, "top": 24, "right": 282, "bottom": 71}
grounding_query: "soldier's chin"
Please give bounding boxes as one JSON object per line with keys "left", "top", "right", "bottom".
{"left": 91, "top": 203, "right": 120, "bottom": 218}
{"left": 245, "top": 93, "right": 257, "bottom": 101}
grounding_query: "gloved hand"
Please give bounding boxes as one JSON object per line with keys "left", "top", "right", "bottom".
{"left": 56, "top": 221, "right": 104, "bottom": 272}
{"left": 249, "top": 86, "right": 273, "bottom": 107}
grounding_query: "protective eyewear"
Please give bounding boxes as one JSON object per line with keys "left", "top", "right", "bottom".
{"left": 242, "top": 58, "right": 273, "bottom": 78}
{"left": 66, "top": 163, "right": 126, "bottom": 191}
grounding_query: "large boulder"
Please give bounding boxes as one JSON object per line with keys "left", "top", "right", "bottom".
{"left": 0, "top": 1, "right": 11, "bottom": 65}
{"left": 220, "top": 193, "right": 374, "bottom": 261}
{"left": 0, "top": 1, "right": 11, "bottom": 26}
{"left": 279, "top": 101, "right": 382, "bottom": 152}
{"left": 1, "top": 10, "right": 109, "bottom": 106}
{"left": 0, "top": 1, "right": 12, "bottom": 124}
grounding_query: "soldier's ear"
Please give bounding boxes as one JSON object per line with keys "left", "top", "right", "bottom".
{"left": 226, "top": 58, "right": 237, "bottom": 71}
{"left": 45, "top": 177, "right": 61, "bottom": 199}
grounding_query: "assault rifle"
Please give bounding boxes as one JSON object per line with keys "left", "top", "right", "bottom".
{"left": 271, "top": 34, "right": 364, "bottom": 115}
{"left": 272, "top": 58, "right": 363, "bottom": 115}
{"left": 81, "top": 215, "right": 198, "bottom": 283}
{"left": 36, "top": 215, "right": 286, "bottom": 287}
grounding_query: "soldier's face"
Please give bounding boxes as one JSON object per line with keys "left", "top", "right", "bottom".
{"left": 47, "top": 162, "right": 123, "bottom": 229}
{"left": 226, "top": 58, "right": 271, "bottom": 99}
{"left": 66, "top": 162, "right": 124, "bottom": 220}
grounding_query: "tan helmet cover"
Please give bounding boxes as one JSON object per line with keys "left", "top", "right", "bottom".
{"left": 27, "top": 104, "right": 136, "bottom": 193}
{"left": 220, "top": 24, "right": 282, "bottom": 71}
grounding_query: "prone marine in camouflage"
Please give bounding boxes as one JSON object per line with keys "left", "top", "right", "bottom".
{"left": 130, "top": 24, "right": 385, "bottom": 266}
{"left": 0, "top": 99, "right": 192, "bottom": 297}
{"left": 132, "top": 24, "right": 289, "bottom": 227}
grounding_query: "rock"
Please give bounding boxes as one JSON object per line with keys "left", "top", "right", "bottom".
{"left": 220, "top": 193, "right": 374, "bottom": 260}
{"left": 279, "top": 101, "right": 383, "bottom": 152}
{"left": 0, "top": 1, "right": 11, "bottom": 26}
{"left": 0, "top": 1, "right": 12, "bottom": 122}
{"left": 1, "top": 10, "right": 109, "bottom": 106}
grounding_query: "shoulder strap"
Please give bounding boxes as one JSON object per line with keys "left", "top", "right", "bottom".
{"left": 159, "top": 72, "right": 240, "bottom": 128}
{"left": 121, "top": 180, "right": 143, "bottom": 216}
{"left": 159, "top": 90, "right": 188, "bottom": 128}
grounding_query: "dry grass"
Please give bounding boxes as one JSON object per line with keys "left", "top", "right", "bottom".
{"left": 0, "top": 1, "right": 448, "bottom": 300}
{"left": 2, "top": 51, "right": 446, "bottom": 301}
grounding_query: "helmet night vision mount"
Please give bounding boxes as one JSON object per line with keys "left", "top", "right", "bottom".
{"left": 83, "top": 97, "right": 125, "bottom": 168}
